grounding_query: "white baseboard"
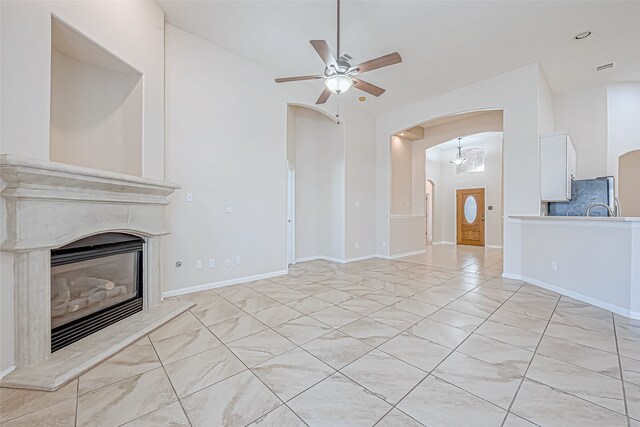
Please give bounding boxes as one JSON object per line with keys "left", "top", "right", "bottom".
{"left": 486, "top": 244, "right": 503, "bottom": 249}
{"left": 0, "top": 364, "right": 15, "bottom": 380}
{"left": 432, "top": 241, "right": 455, "bottom": 246}
{"left": 387, "top": 249, "right": 427, "bottom": 259}
{"left": 504, "top": 273, "right": 638, "bottom": 320}
{"left": 162, "top": 269, "right": 289, "bottom": 298}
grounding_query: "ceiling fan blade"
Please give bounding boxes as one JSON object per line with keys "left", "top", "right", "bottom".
{"left": 316, "top": 88, "right": 331, "bottom": 104}
{"left": 275, "top": 75, "right": 322, "bottom": 83}
{"left": 350, "top": 52, "right": 402, "bottom": 74}
{"left": 352, "top": 78, "right": 385, "bottom": 97}
{"left": 310, "top": 40, "right": 338, "bottom": 69}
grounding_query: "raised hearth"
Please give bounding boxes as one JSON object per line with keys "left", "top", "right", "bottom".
{"left": 0, "top": 155, "right": 184, "bottom": 390}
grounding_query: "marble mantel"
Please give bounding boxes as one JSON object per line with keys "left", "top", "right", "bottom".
{"left": 0, "top": 155, "right": 191, "bottom": 390}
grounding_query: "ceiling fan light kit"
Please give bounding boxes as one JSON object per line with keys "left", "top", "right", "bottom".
{"left": 274, "top": 0, "right": 402, "bottom": 104}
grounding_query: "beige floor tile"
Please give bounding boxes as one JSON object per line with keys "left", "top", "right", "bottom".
{"left": 207, "top": 315, "right": 268, "bottom": 343}
{"left": 76, "top": 368, "right": 176, "bottom": 427}
{"left": 247, "top": 405, "right": 307, "bottom": 427}
{"left": 271, "top": 276, "right": 314, "bottom": 287}
{"left": 621, "top": 356, "right": 640, "bottom": 386}
{"left": 302, "top": 330, "right": 373, "bottom": 369}
{"left": 191, "top": 298, "right": 246, "bottom": 326}
{"left": 397, "top": 375, "right": 506, "bottom": 427}
{"left": 288, "top": 372, "right": 391, "bottom": 427}
{"left": 164, "top": 346, "right": 246, "bottom": 397}
{"left": 252, "top": 348, "right": 334, "bottom": 401}
{"left": 232, "top": 294, "right": 281, "bottom": 314}
{"left": 181, "top": 370, "right": 281, "bottom": 427}
{"left": 310, "top": 305, "right": 362, "bottom": 328}
{"left": 445, "top": 299, "right": 495, "bottom": 318}
{"left": 502, "top": 413, "right": 538, "bottom": 427}
{"left": 286, "top": 296, "right": 334, "bottom": 314}
{"left": 341, "top": 349, "right": 426, "bottom": 404}
{"left": 122, "top": 401, "right": 189, "bottom": 426}
{"left": 433, "top": 351, "right": 522, "bottom": 409}
{"left": 537, "top": 335, "right": 621, "bottom": 378}
{"left": 149, "top": 311, "right": 205, "bottom": 342}
{"left": 459, "top": 291, "right": 505, "bottom": 309}
{"left": 545, "top": 321, "right": 617, "bottom": 353}
{"left": 215, "top": 285, "right": 255, "bottom": 301}
{"left": 511, "top": 379, "right": 627, "bottom": 427}
{"left": 615, "top": 319, "right": 640, "bottom": 343}
{"left": 268, "top": 289, "right": 309, "bottom": 304}
{"left": 369, "top": 306, "right": 422, "bottom": 330}
{"left": 375, "top": 409, "right": 425, "bottom": 427}
{"left": 488, "top": 309, "right": 549, "bottom": 333}
{"left": 0, "top": 398, "right": 76, "bottom": 427}
{"left": 338, "top": 297, "right": 386, "bottom": 316}
{"left": 227, "top": 329, "right": 296, "bottom": 367}
{"left": 0, "top": 380, "right": 77, "bottom": 423}
{"left": 254, "top": 305, "right": 304, "bottom": 327}
{"left": 151, "top": 327, "right": 221, "bottom": 365}
{"left": 408, "top": 318, "right": 470, "bottom": 349}
{"left": 378, "top": 332, "right": 451, "bottom": 372}
{"left": 429, "top": 308, "right": 485, "bottom": 332}
{"left": 175, "top": 290, "right": 219, "bottom": 311}
{"left": 79, "top": 341, "right": 161, "bottom": 394}
{"left": 618, "top": 336, "right": 640, "bottom": 361}
{"left": 296, "top": 283, "right": 333, "bottom": 295}
{"left": 273, "top": 315, "right": 333, "bottom": 345}
{"left": 552, "top": 311, "right": 614, "bottom": 335}
{"left": 393, "top": 298, "right": 440, "bottom": 317}
{"left": 249, "top": 282, "right": 291, "bottom": 294}
{"left": 556, "top": 297, "right": 614, "bottom": 320}
{"left": 361, "top": 291, "right": 405, "bottom": 306}
{"left": 457, "top": 334, "right": 533, "bottom": 376}
{"left": 314, "top": 289, "right": 357, "bottom": 304}
{"left": 625, "top": 381, "right": 640, "bottom": 421}
{"left": 340, "top": 318, "right": 401, "bottom": 346}
{"left": 475, "top": 320, "right": 542, "bottom": 351}
{"left": 526, "top": 354, "right": 625, "bottom": 413}
{"left": 411, "top": 290, "right": 456, "bottom": 307}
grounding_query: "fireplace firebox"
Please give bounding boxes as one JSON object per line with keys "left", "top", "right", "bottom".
{"left": 50, "top": 233, "right": 144, "bottom": 352}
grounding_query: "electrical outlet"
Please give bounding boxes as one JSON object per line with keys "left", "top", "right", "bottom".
{"left": 196, "top": 259, "right": 202, "bottom": 269}
{"left": 186, "top": 193, "right": 193, "bottom": 202}
{"left": 236, "top": 256, "right": 241, "bottom": 265}
{"left": 355, "top": 201, "right": 361, "bottom": 207}
{"left": 355, "top": 242, "right": 359, "bottom": 249}
{"left": 208, "top": 259, "right": 215, "bottom": 268}
{"left": 382, "top": 241, "right": 387, "bottom": 247}
{"left": 551, "top": 261, "right": 558, "bottom": 271}
{"left": 225, "top": 259, "right": 231, "bottom": 266}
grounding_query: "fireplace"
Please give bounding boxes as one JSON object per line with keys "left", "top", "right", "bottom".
{"left": 50, "top": 233, "right": 145, "bottom": 351}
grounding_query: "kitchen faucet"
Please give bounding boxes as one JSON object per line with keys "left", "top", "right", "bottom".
{"left": 586, "top": 203, "right": 615, "bottom": 217}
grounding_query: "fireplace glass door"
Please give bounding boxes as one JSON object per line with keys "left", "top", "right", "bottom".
{"left": 51, "top": 233, "right": 143, "bottom": 351}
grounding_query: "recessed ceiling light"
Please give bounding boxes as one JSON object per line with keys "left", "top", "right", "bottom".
{"left": 574, "top": 31, "right": 591, "bottom": 40}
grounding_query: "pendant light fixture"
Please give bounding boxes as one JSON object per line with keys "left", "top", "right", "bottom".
{"left": 450, "top": 137, "right": 468, "bottom": 166}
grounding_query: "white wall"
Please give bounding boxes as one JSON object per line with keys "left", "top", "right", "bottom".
{"left": 426, "top": 133, "right": 503, "bottom": 247}
{"left": 50, "top": 49, "right": 143, "bottom": 176}
{"left": 292, "top": 106, "right": 345, "bottom": 261}
{"left": 391, "top": 136, "right": 413, "bottom": 215}
{"left": 607, "top": 82, "right": 640, "bottom": 182}
{"left": 554, "top": 84, "right": 608, "bottom": 179}
{"left": 0, "top": 0, "right": 165, "bottom": 374}
{"left": 377, "top": 64, "right": 545, "bottom": 274}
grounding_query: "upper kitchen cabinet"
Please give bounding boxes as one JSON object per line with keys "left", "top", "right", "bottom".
{"left": 540, "top": 131, "right": 576, "bottom": 202}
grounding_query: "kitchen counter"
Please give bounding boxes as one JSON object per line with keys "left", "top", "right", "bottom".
{"left": 506, "top": 215, "right": 640, "bottom": 319}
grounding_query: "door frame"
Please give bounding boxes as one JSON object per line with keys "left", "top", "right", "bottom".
{"left": 454, "top": 186, "right": 486, "bottom": 246}
{"left": 287, "top": 162, "right": 296, "bottom": 265}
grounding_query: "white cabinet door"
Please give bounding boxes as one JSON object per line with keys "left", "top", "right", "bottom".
{"left": 540, "top": 132, "right": 576, "bottom": 202}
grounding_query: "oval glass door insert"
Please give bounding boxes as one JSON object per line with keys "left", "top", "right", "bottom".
{"left": 464, "top": 196, "right": 477, "bottom": 223}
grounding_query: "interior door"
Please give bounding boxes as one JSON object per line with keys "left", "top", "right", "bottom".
{"left": 456, "top": 188, "right": 485, "bottom": 246}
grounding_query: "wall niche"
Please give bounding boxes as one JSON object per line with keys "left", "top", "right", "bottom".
{"left": 50, "top": 16, "right": 143, "bottom": 176}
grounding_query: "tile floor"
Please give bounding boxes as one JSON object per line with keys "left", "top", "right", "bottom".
{"left": 2, "top": 245, "right": 639, "bottom": 426}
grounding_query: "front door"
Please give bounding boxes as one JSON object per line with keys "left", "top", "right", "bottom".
{"left": 456, "top": 188, "right": 485, "bottom": 246}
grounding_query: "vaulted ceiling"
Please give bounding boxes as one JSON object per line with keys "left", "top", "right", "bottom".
{"left": 158, "top": 0, "right": 640, "bottom": 114}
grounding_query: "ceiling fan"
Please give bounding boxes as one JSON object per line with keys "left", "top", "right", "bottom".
{"left": 274, "top": 0, "right": 402, "bottom": 104}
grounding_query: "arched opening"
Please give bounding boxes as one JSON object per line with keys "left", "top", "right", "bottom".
{"left": 389, "top": 109, "right": 504, "bottom": 273}
{"left": 618, "top": 149, "right": 640, "bottom": 216}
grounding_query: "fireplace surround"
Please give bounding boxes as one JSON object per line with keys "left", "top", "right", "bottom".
{"left": 0, "top": 155, "right": 192, "bottom": 391}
